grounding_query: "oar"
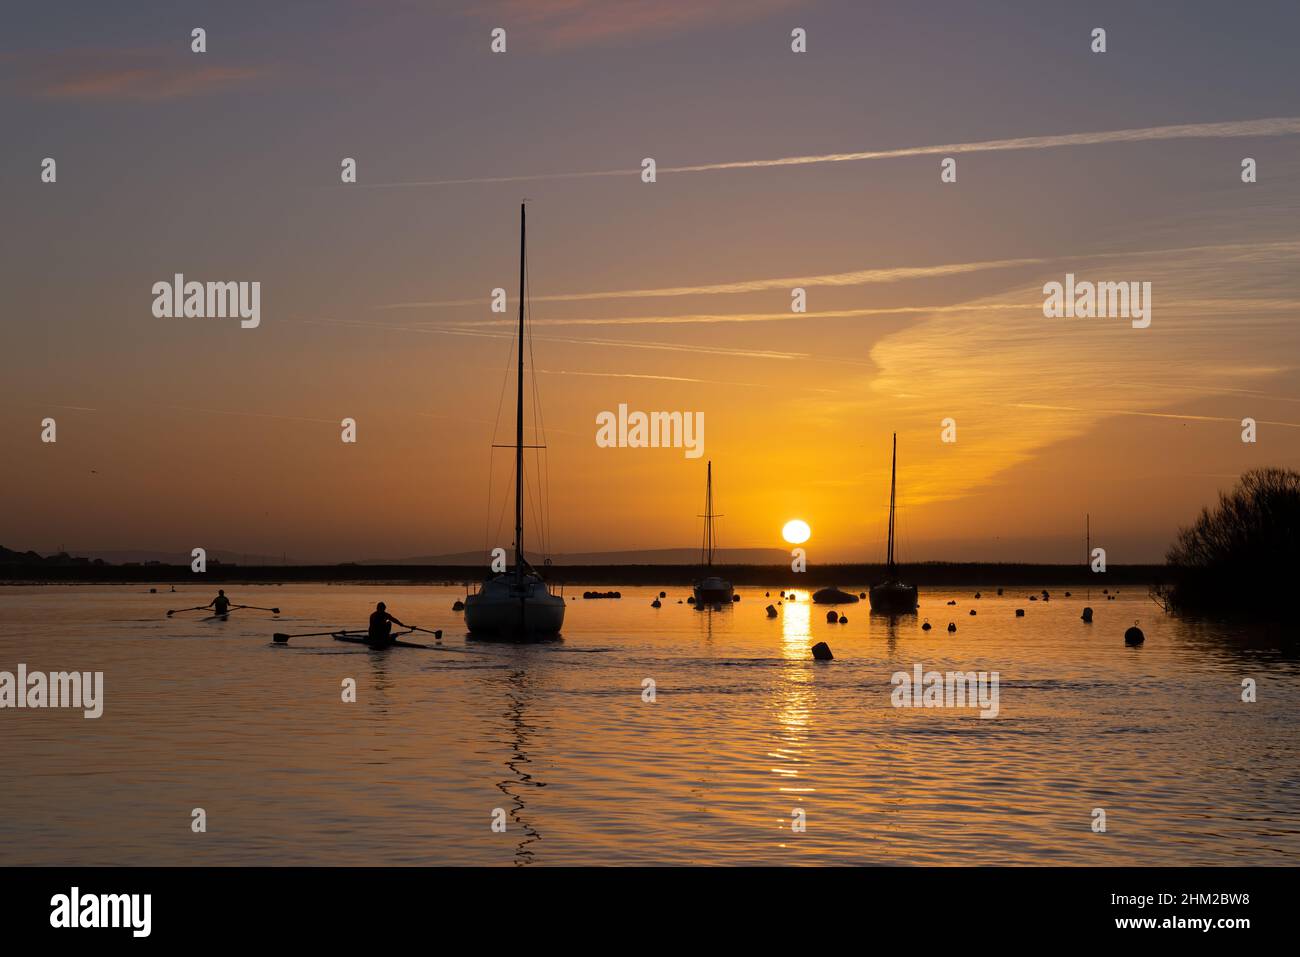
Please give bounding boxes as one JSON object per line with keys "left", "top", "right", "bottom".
{"left": 234, "top": 604, "right": 281, "bottom": 614}
{"left": 408, "top": 626, "right": 443, "bottom": 640}
{"left": 273, "top": 629, "right": 338, "bottom": 644}
{"left": 166, "top": 605, "right": 209, "bottom": 617}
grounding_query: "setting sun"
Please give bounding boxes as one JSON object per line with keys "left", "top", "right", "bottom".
{"left": 782, "top": 519, "right": 811, "bottom": 544}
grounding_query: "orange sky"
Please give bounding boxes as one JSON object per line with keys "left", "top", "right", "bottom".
{"left": 4, "top": 1, "right": 1300, "bottom": 563}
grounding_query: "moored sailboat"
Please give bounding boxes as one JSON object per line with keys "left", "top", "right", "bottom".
{"left": 464, "top": 204, "right": 566, "bottom": 638}
{"left": 869, "top": 433, "right": 918, "bottom": 614}
{"left": 692, "top": 461, "right": 734, "bottom": 606}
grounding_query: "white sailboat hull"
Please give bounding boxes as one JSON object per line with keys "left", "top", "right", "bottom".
{"left": 465, "top": 574, "right": 566, "bottom": 636}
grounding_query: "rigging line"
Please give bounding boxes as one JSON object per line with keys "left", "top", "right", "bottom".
{"left": 525, "top": 243, "right": 542, "bottom": 556}
{"left": 485, "top": 310, "right": 519, "bottom": 559}
{"left": 524, "top": 233, "right": 553, "bottom": 559}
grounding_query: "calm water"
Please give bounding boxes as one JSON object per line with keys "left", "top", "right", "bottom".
{"left": 1, "top": 583, "right": 1296, "bottom": 866}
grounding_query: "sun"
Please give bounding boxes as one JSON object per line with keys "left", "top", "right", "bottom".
{"left": 782, "top": 519, "right": 811, "bottom": 545}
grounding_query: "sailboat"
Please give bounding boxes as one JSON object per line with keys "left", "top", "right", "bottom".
{"left": 868, "top": 433, "right": 918, "bottom": 613}
{"left": 692, "top": 460, "right": 734, "bottom": 606}
{"left": 464, "top": 204, "right": 566, "bottom": 638}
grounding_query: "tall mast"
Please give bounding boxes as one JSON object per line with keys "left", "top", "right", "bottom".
{"left": 703, "top": 461, "right": 714, "bottom": 567}
{"left": 1085, "top": 513, "right": 1090, "bottom": 567}
{"left": 887, "top": 433, "right": 897, "bottom": 572}
{"left": 515, "top": 202, "right": 526, "bottom": 581}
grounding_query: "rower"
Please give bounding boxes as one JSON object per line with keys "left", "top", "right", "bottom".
{"left": 368, "top": 602, "right": 408, "bottom": 646}
{"left": 206, "top": 590, "right": 232, "bottom": 616}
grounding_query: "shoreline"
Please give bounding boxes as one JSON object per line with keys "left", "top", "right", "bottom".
{"left": 0, "top": 562, "right": 1168, "bottom": 588}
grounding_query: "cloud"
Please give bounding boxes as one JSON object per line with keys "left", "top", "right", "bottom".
{"left": 462, "top": 0, "right": 803, "bottom": 48}
{"left": 293, "top": 317, "right": 809, "bottom": 361}
{"left": 382, "top": 256, "right": 1046, "bottom": 309}
{"left": 380, "top": 239, "right": 1300, "bottom": 313}
{"left": 359, "top": 116, "right": 1300, "bottom": 188}
{"left": 3, "top": 50, "right": 262, "bottom": 100}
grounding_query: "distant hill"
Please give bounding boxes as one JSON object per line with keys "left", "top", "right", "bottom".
{"left": 0, "top": 545, "right": 103, "bottom": 566}
{"left": 368, "top": 547, "right": 793, "bottom": 566}
{"left": 0, "top": 546, "right": 297, "bottom": 567}
{"left": 1, "top": 545, "right": 787, "bottom": 567}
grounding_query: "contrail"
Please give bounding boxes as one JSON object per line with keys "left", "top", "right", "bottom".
{"left": 291, "top": 317, "right": 809, "bottom": 361}
{"left": 382, "top": 257, "right": 1046, "bottom": 309}
{"left": 167, "top": 405, "right": 338, "bottom": 425}
{"left": 1012, "top": 403, "right": 1300, "bottom": 429}
{"left": 535, "top": 368, "right": 771, "bottom": 388}
{"left": 381, "top": 239, "right": 1300, "bottom": 311}
{"left": 358, "top": 116, "right": 1300, "bottom": 189}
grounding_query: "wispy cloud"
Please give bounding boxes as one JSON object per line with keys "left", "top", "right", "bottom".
{"left": 382, "top": 257, "right": 1046, "bottom": 309}
{"left": 1012, "top": 403, "right": 1300, "bottom": 429}
{"left": 461, "top": 0, "right": 802, "bottom": 49}
{"left": 293, "top": 317, "right": 809, "bottom": 361}
{"left": 381, "top": 239, "right": 1300, "bottom": 312}
{"left": 357, "top": 116, "right": 1300, "bottom": 189}
{"left": 3, "top": 50, "right": 262, "bottom": 100}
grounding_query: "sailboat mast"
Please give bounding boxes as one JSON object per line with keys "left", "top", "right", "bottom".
{"left": 887, "top": 433, "right": 897, "bottom": 571}
{"left": 704, "top": 460, "right": 714, "bottom": 567}
{"left": 515, "top": 203, "right": 526, "bottom": 580}
{"left": 1085, "top": 513, "right": 1090, "bottom": 567}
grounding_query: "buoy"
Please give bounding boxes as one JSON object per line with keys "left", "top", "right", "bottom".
{"left": 969, "top": 609, "right": 977, "bottom": 616}
{"left": 452, "top": 600, "right": 465, "bottom": 611}
{"left": 974, "top": 592, "right": 981, "bottom": 599}
{"left": 687, "top": 596, "right": 695, "bottom": 604}
{"left": 826, "top": 610, "right": 838, "bottom": 623}
{"left": 766, "top": 604, "right": 778, "bottom": 618}
{"left": 947, "top": 600, "right": 957, "bottom": 606}
{"left": 858, "top": 592, "right": 866, "bottom": 599}
{"left": 732, "top": 594, "right": 741, "bottom": 602}
{"left": 1015, "top": 609, "right": 1025, "bottom": 617}
{"left": 1124, "top": 624, "right": 1145, "bottom": 645}
{"left": 921, "top": 620, "right": 932, "bottom": 631}
{"left": 996, "top": 587, "right": 1004, "bottom": 595}
{"left": 811, "top": 641, "right": 833, "bottom": 661}
{"left": 1064, "top": 591, "right": 1072, "bottom": 597}
{"left": 677, "top": 600, "right": 683, "bottom": 604}
{"left": 1102, "top": 589, "right": 1109, "bottom": 595}
{"left": 659, "top": 591, "right": 667, "bottom": 598}
{"left": 947, "top": 622, "right": 957, "bottom": 633}
{"left": 765, "top": 591, "right": 770, "bottom": 597}
{"left": 838, "top": 615, "right": 848, "bottom": 624}
{"left": 651, "top": 599, "right": 661, "bottom": 608}
{"left": 1029, "top": 596, "right": 1038, "bottom": 601}
{"left": 1081, "top": 607, "right": 1093, "bottom": 622}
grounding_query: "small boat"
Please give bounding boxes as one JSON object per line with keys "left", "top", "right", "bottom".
{"left": 332, "top": 629, "right": 432, "bottom": 649}
{"left": 812, "top": 586, "right": 859, "bottom": 604}
{"left": 692, "top": 460, "right": 734, "bottom": 606}
{"left": 464, "top": 204, "right": 566, "bottom": 638}
{"left": 869, "top": 433, "right": 919, "bottom": 614}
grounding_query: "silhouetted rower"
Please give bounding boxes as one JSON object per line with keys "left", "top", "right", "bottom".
{"left": 368, "top": 602, "right": 408, "bottom": 646}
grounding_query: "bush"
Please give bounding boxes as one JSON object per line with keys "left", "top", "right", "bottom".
{"left": 1164, "top": 468, "right": 1300, "bottom": 618}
